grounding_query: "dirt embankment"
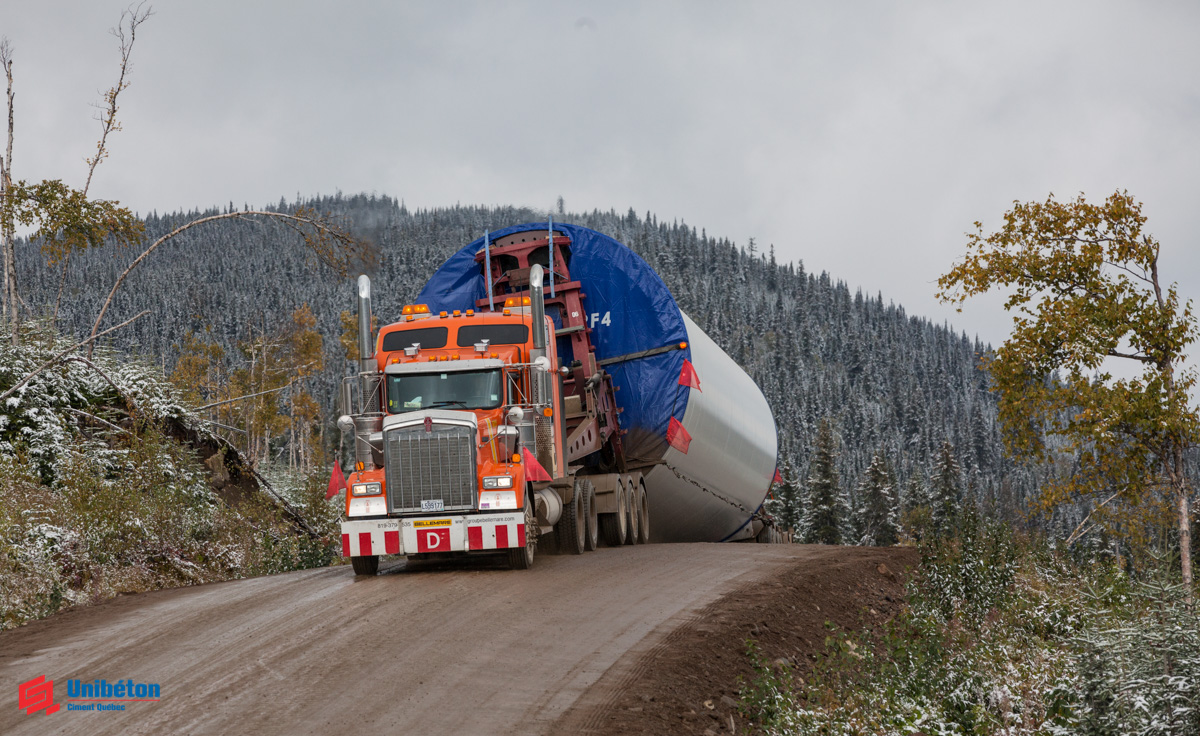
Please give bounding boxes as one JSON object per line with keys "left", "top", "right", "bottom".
{"left": 553, "top": 545, "right": 919, "bottom": 736}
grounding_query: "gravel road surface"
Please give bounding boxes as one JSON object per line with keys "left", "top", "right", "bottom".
{"left": 2, "top": 543, "right": 820, "bottom": 735}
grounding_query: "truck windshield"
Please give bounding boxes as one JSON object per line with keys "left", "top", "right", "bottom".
{"left": 386, "top": 369, "right": 503, "bottom": 413}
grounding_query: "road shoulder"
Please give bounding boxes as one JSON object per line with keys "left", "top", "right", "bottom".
{"left": 551, "top": 544, "right": 919, "bottom": 736}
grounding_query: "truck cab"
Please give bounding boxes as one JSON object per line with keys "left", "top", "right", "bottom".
{"left": 339, "top": 282, "right": 572, "bottom": 572}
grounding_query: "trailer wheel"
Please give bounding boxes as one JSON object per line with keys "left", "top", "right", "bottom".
{"left": 507, "top": 497, "right": 537, "bottom": 570}
{"left": 637, "top": 480, "right": 650, "bottom": 544}
{"left": 583, "top": 479, "right": 599, "bottom": 552}
{"left": 624, "top": 480, "right": 640, "bottom": 545}
{"left": 599, "top": 482, "right": 628, "bottom": 547}
{"left": 556, "top": 479, "right": 587, "bottom": 555}
{"left": 351, "top": 555, "right": 379, "bottom": 576}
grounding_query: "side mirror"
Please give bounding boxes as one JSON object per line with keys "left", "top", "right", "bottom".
{"left": 337, "top": 415, "right": 355, "bottom": 433}
{"left": 533, "top": 355, "right": 551, "bottom": 372}
{"left": 506, "top": 406, "right": 525, "bottom": 424}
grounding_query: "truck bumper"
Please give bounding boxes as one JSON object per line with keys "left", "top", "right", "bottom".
{"left": 340, "top": 512, "right": 526, "bottom": 557}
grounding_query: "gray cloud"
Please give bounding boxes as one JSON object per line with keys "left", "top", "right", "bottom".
{"left": 4, "top": 0, "right": 1199, "bottom": 350}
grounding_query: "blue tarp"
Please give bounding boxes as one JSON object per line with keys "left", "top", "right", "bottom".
{"left": 417, "top": 223, "right": 691, "bottom": 463}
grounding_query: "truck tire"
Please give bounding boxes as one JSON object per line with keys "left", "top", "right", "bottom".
{"left": 637, "top": 480, "right": 651, "bottom": 544}
{"left": 624, "top": 479, "right": 640, "bottom": 545}
{"left": 556, "top": 480, "right": 587, "bottom": 555}
{"left": 351, "top": 555, "right": 379, "bottom": 576}
{"left": 583, "top": 479, "right": 599, "bottom": 552}
{"left": 599, "top": 482, "right": 628, "bottom": 547}
{"left": 507, "top": 498, "right": 537, "bottom": 570}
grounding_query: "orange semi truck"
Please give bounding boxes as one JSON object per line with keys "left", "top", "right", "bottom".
{"left": 337, "top": 223, "right": 779, "bottom": 573}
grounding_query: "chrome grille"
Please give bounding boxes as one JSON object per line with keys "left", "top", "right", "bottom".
{"left": 384, "top": 423, "right": 477, "bottom": 513}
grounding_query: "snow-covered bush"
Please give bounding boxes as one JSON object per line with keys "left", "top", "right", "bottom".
{"left": 738, "top": 521, "right": 1199, "bottom": 735}
{"left": 0, "top": 323, "right": 339, "bottom": 630}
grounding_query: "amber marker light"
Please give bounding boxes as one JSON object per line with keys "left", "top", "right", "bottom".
{"left": 512, "top": 454, "right": 521, "bottom": 463}
{"left": 679, "top": 342, "right": 688, "bottom": 349}
{"left": 542, "top": 407, "right": 553, "bottom": 417}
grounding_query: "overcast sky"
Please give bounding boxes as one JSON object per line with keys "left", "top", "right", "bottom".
{"left": 5, "top": 1, "right": 1199, "bottom": 348}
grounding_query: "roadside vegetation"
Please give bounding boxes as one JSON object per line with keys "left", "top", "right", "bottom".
{"left": 740, "top": 191, "right": 1200, "bottom": 735}
{"left": 739, "top": 512, "right": 1199, "bottom": 735}
{"left": 0, "top": 324, "right": 340, "bottom": 631}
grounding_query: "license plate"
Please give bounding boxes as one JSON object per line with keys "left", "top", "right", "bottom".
{"left": 421, "top": 499, "right": 445, "bottom": 512}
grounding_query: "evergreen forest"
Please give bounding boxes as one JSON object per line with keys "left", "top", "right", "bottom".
{"left": 16, "top": 194, "right": 1031, "bottom": 539}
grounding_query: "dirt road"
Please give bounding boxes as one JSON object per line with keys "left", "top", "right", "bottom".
{"left": 1, "top": 543, "right": 844, "bottom": 735}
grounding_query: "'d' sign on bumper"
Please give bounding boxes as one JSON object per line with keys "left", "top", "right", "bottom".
{"left": 341, "top": 514, "right": 526, "bottom": 556}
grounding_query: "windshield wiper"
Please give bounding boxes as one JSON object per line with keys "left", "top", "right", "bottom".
{"left": 425, "top": 400, "right": 468, "bottom": 409}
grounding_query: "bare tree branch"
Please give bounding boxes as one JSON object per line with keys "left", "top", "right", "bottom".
{"left": 1065, "top": 489, "right": 1123, "bottom": 547}
{"left": 61, "top": 353, "right": 138, "bottom": 413}
{"left": 195, "top": 375, "right": 303, "bottom": 411}
{"left": 55, "top": 3, "right": 152, "bottom": 327}
{"left": 1107, "top": 350, "right": 1154, "bottom": 363}
{"left": 87, "top": 209, "right": 362, "bottom": 358}
{"left": 65, "top": 405, "right": 130, "bottom": 435}
{"left": 0, "top": 310, "right": 148, "bottom": 403}
{"left": 2, "top": 37, "right": 16, "bottom": 345}
{"left": 82, "top": 3, "right": 151, "bottom": 197}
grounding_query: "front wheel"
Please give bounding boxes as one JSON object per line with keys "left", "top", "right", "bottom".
{"left": 351, "top": 555, "right": 379, "bottom": 576}
{"left": 507, "top": 495, "right": 537, "bottom": 570}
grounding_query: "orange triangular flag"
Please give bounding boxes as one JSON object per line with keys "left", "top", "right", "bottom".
{"left": 326, "top": 459, "right": 347, "bottom": 500}
{"left": 521, "top": 447, "right": 552, "bottom": 482}
{"left": 667, "top": 417, "right": 692, "bottom": 454}
{"left": 678, "top": 359, "right": 702, "bottom": 391}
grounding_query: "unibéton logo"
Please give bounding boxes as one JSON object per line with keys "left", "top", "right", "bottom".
{"left": 17, "top": 674, "right": 162, "bottom": 715}
{"left": 18, "top": 676, "right": 60, "bottom": 715}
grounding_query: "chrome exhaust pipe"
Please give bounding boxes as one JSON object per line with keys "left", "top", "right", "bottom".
{"left": 357, "top": 275, "right": 374, "bottom": 372}
{"left": 528, "top": 264, "right": 546, "bottom": 351}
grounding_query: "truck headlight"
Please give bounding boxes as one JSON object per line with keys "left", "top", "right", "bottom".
{"left": 482, "top": 475, "right": 514, "bottom": 489}
{"left": 351, "top": 482, "right": 382, "bottom": 496}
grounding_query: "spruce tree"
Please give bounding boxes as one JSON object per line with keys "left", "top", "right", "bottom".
{"left": 930, "top": 440, "right": 962, "bottom": 534}
{"left": 765, "top": 461, "right": 803, "bottom": 537}
{"left": 800, "top": 419, "right": 846, "bottom": 544}
{"left": 855, "top": 451, "right": 899, "bottom": 546}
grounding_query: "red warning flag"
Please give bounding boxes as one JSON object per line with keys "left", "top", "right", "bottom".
{"left": 773, "top": 468, "right": 783, "bottom": 486}
{"left": 326, "top": 459, "right": 347, "bottom": 500}
{"left": 521, "top": 447, "right": 553, "bottom": 482}
{"left": 678, "top": 359, "right": 702, "bottom": 391}
{"left": 667, "top": 417, "right": 693, "bottom": 454}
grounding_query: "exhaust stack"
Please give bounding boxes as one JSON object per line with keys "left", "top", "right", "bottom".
{"left": 357, "top": 275, "right": 374, "bottom": 373}
{"left": 529, "top": 264, "right": 547, "bottom": 351}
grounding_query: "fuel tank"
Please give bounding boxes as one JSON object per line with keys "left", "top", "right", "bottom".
{"left": 417, "top": 223, "right": 777, "bottom": 543}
